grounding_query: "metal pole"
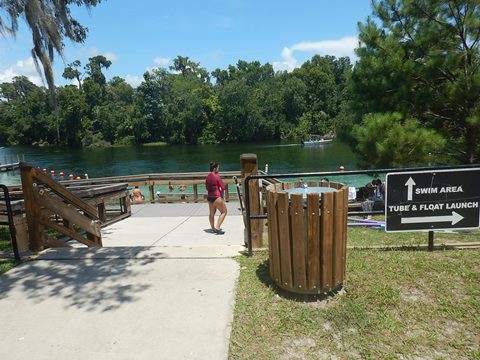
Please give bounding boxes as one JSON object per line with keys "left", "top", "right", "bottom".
{"left": 0, "top": 185, "right": 20, "bottom": 261}
{"left": 244, "top": 175, "right": 252, "bottom": 256}
{"left": 428, "top": 231, "right": 434, "bottom": 252}
{"left": 233, "top": 176, "right": 244, "bottom": 212}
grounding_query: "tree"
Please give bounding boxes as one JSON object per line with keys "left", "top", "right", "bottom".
{"left": 353, "top": 112, "right": 446, "bottom": 168}
{"left": 62, "top": 60, "right": 84, "bottom": 89}
{"left": 85, "top": 55, "right": 112, "bottom": 85}
{"left": 0, "top": 0, "right": 103, "bottom": 93}
{"left": 170, "top": 56, "right": 209, "bottom": 82}
{"left": 0, "top": 76, "right": 54, "bottom": 145}
{"left": 136, "top": 67, "right": 172, "bottom": 142}
{"left": 352, "top": 0, "right": 480, "bottom": 164}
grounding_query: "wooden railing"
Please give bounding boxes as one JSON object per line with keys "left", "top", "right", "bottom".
{"left": 58, "top": 171, "right": 243, "bottom": 203}
{"left": 21, "top": 163, "right": 102, "bottom": 251}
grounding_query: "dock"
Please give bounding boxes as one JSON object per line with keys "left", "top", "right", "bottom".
{"left": 0, "top": 162, "right": 20, "bottom": 172}
{"left": 0, "top": 153, "right": 23, "bottom": 172}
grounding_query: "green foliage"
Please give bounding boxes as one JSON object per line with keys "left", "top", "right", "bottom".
{"left": 0, "top": 54, "right": 353, "bottom": 148}
{"left": 351, "top": 0, "right": 480, "bottom": 164}
{"left": 353, "top": 112, "right": 446, "bottom": 168}
{"left": 0, "top": 0, "right": 102, "bottom": 94}
{"left": 81, "top": 129, "right": 110, "bottom": 148}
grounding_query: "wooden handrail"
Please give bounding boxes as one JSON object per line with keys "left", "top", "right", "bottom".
{"left": 20, "top": 163, "right": 98, "bottom": 218}
{"left": 20, "top": 162, "right": 102, "bottom": 251}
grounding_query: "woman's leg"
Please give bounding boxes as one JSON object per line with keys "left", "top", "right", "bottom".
{"left": 208, "top": 200, "right": 217, "bottom": 230}
{"left": 214, "top": 197, "right": 227, "bottom": 230}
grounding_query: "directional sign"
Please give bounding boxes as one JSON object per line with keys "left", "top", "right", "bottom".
{"left": 385, "top": 168, "right": 480, "bottom": 232}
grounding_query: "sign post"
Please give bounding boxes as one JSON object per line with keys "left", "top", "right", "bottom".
{"left": 385, "top": 169, "right": 480, "bottom": 233}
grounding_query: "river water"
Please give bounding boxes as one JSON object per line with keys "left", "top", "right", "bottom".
{"left": 0, "top": 141, "right": 376, "bottom": 187}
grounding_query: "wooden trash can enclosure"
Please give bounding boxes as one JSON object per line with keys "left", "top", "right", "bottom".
{"left": 266, "top": 181, "right": 348, "bottom": 294}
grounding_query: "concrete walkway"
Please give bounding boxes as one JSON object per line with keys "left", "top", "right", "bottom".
{"left": 0, "top": 203, "right": 245, "bottom": 360}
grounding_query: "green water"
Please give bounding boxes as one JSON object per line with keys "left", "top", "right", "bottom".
{"left": 0, "top": 141, "right": 375, "bottom": 187}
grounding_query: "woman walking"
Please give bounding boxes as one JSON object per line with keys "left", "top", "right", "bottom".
{"left": 205, "top": 162, "right": 227, "bottom": 234}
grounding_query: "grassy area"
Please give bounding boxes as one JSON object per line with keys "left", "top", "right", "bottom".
{"left": 142, "top": 141, "right": 167, "bottom": 147}
{"left": 0, "top": 226, "right": 17, "bottom": 274}
{"left": 230, "top": 226, "right": 480, "bottom": 359}
{"left": 0, "top": 259, "right": 17, "bottom": 274}
{"left": 0, "top": 226, "right": 13, "bottom": 252}
{"left": 348, "top": 223, "right": 480, "bottom": 247}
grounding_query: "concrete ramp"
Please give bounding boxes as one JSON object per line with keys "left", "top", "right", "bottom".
{"left": 0, "top": 204, "right": 246, "bottom": 360}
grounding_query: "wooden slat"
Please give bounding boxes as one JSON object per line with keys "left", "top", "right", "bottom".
{"left": 250, "top": 178, "right": 264, "bottom": 248}
{"left": 0, "top": 200, "right": 24, "bottom": 212}
{"left": 290, "top": 193, "right": 307, "bottom": 290}
{"left": 70, "top": 183, "right": 128, "bottom": 197}
{"left": 38, "top": 218, "right": 101, "bottom": 248}
{"left": 321, "top": 191, "right": 334, "bottom": 290}
{"left": 97, "top": 203, "right": 107, "bottom": 222}
{"left": 342, "top": 187, "right": 349, "bottom": 281}
{"left": 333, "top": 190, "right": 345, "bottom": 287}
{"left": 21, "top": 167, "right": 42, "bottom": 251}
{"left": 42, "top": 233, "right": 72, "bottom": 248}
{"left": 84, "top": 190, "right": 130, "bottom": 206}
{"left": 307, "top": 181, "right": 318, "bottom": 187}
{"left": 34, "top": 189, "right": 101, "bottom": 237}
{"left": 320, "top": 180, "right": 329, "bottom": 187}
{"left": 22, "top": 164, "right": 99, "bottom": 219}
{"left": 267, "top": 190, "right": 281, "bottom": 284}
{"left": 277, "top": 192, "right": 293, "bottom": 288}
{"left": 306, "top": 192, "right": 320, "bottom": 291}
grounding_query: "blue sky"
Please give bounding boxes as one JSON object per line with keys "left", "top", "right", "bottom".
{"left": 0, "top": 0, "right": 373, "bottom": 87}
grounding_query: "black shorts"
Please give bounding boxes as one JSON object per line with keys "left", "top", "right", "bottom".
{"left": 207, "top": 196, "right": 219, "bottom": 203}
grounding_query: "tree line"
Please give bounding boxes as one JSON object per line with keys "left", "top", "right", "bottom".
{"left": 0, "top": 54, "right": 351, "bottom": 148}
{"left": 0, "top": 0, "right": 478, "bottom": 167}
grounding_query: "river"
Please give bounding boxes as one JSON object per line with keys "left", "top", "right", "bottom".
{"left": 0, "top": 141, "right": 375, "bottom": 186}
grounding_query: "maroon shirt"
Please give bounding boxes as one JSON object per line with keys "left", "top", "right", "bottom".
{"left": 205, "top": 172, "right": 225, "bottom": 198}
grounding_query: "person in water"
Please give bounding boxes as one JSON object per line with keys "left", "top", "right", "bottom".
{"left": 131, "top": 186, "right": 145, "bottom": 203}
{"left": 205, "top": 162, "right": 227, "bottom": 234}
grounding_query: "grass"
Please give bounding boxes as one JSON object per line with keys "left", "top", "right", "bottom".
{"left": 0, "top": 259, "right": 17, "bottom": 274}
{"left": 142, "top": 141, "right": 167, "bottom": 147}
{"left": 348, "top": 223, "right": 480, "bottom": 247}
{"left": 230, "top": 225, "right": 480, "bottom": 359}
{"left": 0, "top": 226, "right": 17, "bottom": 274}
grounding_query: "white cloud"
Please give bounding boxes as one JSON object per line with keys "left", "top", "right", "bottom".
{"left": 0, "top": 57, "right": 44, "bottom": 85}
{"left": 124, "top": 74, "right": 143, "bottom": 88}
{"left": 80, "top": 47, "right": 118, "bottom": 62}
{"left": 104, "top": 52, "right": 118, "bottom": 62}
{"left": 154, "top": 57, "right": 170, "bottom": 66}
{"left": 273, "top": 36, "right": 358, "bottom": 72}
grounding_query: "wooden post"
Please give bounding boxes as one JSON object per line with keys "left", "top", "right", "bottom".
{"left": 149, "top": 184, "right": 154, "bottom": 203}
{"left": 193, "top": 184, "right": 199, "bottom": 202}
{"left": 428, "top": 231, "right": 434, "bottom": 251}
{"left": 241, "top": 153, "right": 263, "bottom": 248}
{"left": 20, "top": 166, "right": 43, "bottom": 251}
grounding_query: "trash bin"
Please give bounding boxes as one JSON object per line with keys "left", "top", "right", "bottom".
{"left": 266, "top": 181, "right": 348, "bottom": 294}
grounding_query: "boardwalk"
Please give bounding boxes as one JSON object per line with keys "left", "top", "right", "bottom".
{"left": 0, "top": 202, "right": 245, "bottom": 360}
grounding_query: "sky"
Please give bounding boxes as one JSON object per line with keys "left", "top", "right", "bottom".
{"left": 0, "top": 0, "right": 374, "bottom": 88}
